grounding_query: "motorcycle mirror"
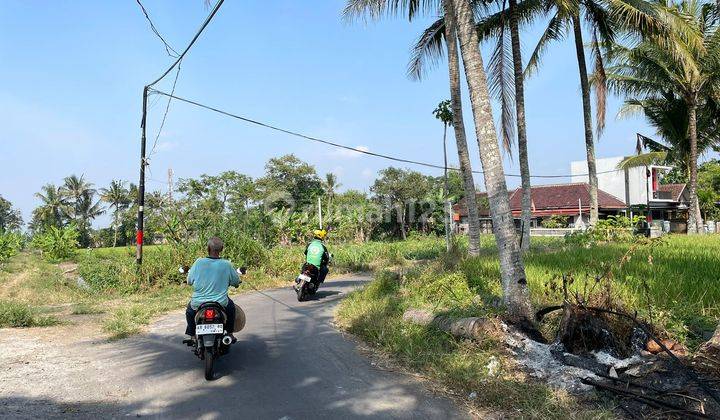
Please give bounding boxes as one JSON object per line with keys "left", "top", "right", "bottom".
{"left": 237, "top": 267, "right": 247, "bottom": 275}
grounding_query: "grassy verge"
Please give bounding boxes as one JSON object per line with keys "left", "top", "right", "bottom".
{"left": 0, "top": 300, "right": 59, "bottom": 328}
{"left": 0, "top": 236, "right": 450, "bottom": 336}
{"left": 335, "top": 234, "right": 720, "bottom": 417}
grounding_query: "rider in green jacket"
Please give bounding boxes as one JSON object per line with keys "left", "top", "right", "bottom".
{"left": 304, "top": 229, "right": 330, "bottom": 283}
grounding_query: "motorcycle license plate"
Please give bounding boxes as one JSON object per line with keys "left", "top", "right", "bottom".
{"left": 298, "top": 274, "right": 311, "bottom": 282}
{"left": 196, "top": 324, "right": 223, "bottom": 335}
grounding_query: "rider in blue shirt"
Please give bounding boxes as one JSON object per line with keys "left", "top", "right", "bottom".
{"left": 185, "top": 237, "right": 240, "bottom": 340}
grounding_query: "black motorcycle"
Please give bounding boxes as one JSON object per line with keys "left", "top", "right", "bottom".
{"left": 293, "top": 263, "right": 320, "bottom": 302}
{"left": 181, "top": 266, "right": 245, "bottom": 380}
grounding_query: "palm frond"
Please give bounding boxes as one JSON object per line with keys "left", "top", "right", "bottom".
{"left": 488, "top": 25, "right": 516, "bottom": 154}
{"left": 591, "top": 30, "right": 607, "bottom": 139}
{"left": 343, "top": 0, "right": 439, "bottom": 22}
{"left": 525, "top": 12, "right": 568, "bottom": 77}
{"left": 616, "top": 151, "right": 668, "bottom": 169}
{"left": 475, "top": 0, "right": 547, "bottom": 42}
{"left": 407, "top": 17, "right": 446, "bottom": 80}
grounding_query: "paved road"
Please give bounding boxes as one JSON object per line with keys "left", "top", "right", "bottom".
{"left": 0, "top": 276, "right": 469, "bottom": 419}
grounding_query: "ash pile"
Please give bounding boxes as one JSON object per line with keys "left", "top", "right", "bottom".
{"left": 505, "top": 273, "right": 720, "bottom": 419}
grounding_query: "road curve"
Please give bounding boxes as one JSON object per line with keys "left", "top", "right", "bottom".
{"left": 0, "top": 276, "right": 470, "bottom": 419}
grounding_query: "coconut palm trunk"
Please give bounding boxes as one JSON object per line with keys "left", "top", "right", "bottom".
{"left": 508, "top": 0, "right": 532, "bottom": 250}
{"left": 113, "top": 210, "right": 119, "bottom": 247}
{"left": 449, "top": 0, "right": 533, "bottom": 322}
{"left": 686, "top": 96, "right": 704, "bottom": 234}
{"left": 442, "top": 122, "right": 453, "bottom": 252}
{"left": 571, "top": 14, "right": 599, "bottom": 225}
{"left": 442, "top": 2, "right": 482, "bottom": 256}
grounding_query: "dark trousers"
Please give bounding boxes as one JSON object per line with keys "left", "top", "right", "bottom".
{"left": 318, "top": 265, "right": 329, "bottom": 283}
{"left": 185, "top": 297, "right": 236, "bottom": 336}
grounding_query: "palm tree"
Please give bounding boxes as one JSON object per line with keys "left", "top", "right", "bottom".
{"left": 101, "top": 180, "right": 131, "bottom": 247}
{"left": 61, "top": 175, "right": 103, "bottom": 246}
{"left": 410, "top": 0, "right": 545, "bottom": 251}
{"left": 433, "top": 100, "right": 454, "bottom": 252}
{"left": 323, "top": 173, "right": 341, "bottom": 217}
{"left": 345, "top": 0, "right": 533, "bottom": 320}
{"left": 61, "top": 175, "right": 95, "bottom": 222}
{"left": 358, "top": 0, "right": 485, "bottom": 256}
{"left": 449, "top": 0, "right": 532, "bottom": 322}
{"left": 606, "top": 1, "right": 720, "bottom": 232}
{"left": 523, "top": 0, "right": 621, "bottom": 225}
{"left": 34, "top": 184, "right": 70, "bottom": 230}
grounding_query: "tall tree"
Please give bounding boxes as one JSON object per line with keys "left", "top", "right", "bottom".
{"left": 0, "top": 195, "right": 23, "bottom": 232}
{"left": 61, "top": 175, "right": 103, "bottom": 246}
{"left": 346, "top": 0, "right": 484, "bottom": 256}
{"left": 256, "top": 154, "right": 323, "bottom": 210}
{"left": 605, "top": 1, "right": 720, "bottom": 233}
{"left": 32, "top": 184, "right": 69, "bottom": 232}
{"left": 100, "top": 180, "right": 131, "bottom": 247}
{"left": 408, "top": 0, "right": 546, "bottom": 252}
{"left": 450, "top": 0, "right": 532, "bottom": 321}
{"left": 507, "top": 0, "right": 532, "bottom": 250}
{"left": 323, "top": 172, "right": 342, "bottom": 217}
{"left": 433, "top": 100, "right": 455, "bottom": 252}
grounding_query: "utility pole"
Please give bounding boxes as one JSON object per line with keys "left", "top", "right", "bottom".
{"left": 135, "top": 0, "right": 225, "bottom": 266}
{"left": 136, "top": 86, "right": 149, "bottom": 265}
{"left": 167, "top": 167, "right": 174, "bottom": 201}
{"left": 318, "top": 196, "right": 323, "bottom": 229}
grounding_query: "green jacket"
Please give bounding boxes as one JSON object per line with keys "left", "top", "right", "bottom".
{"left": 304, "top": 239, "right": 329, "bottom": 267}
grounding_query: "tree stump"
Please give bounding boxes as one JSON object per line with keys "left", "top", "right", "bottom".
{"left": 694, "top": 323, "right": 720, "bottom": 374}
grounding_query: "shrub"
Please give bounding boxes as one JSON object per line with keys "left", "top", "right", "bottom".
{"left": 31, "top": 225, "right": 79, "bottom": 261}
{"left": 541, "top": 215, "right": 569, "bottom": 228}
{"left": 0, "top": 300, "right": 58, "bottom": 327}
{"left": 0, "top": 231, "right": 23, "bottom": 262}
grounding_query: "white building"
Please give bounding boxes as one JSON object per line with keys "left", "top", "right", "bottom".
{"left": 571, "top": 156, "right": 689, "bottom": 230}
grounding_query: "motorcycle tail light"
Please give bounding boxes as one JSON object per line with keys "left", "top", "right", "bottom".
{"left": 204, "top": 308, "right": 216, "bottom": 319}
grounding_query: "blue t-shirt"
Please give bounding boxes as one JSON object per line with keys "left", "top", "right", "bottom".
{"left": 188, "top": 257, "right": 240, "bottom": 310}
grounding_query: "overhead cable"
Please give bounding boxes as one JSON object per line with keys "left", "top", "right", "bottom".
{"left": 149, "top": 88, "right": 621, "bottom": 180}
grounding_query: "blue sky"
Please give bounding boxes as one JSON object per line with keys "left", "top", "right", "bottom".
{"left": 0, "top": 0, "right": 683, "bottom": 226}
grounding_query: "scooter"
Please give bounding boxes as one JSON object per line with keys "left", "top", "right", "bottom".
{"left": 293, "top": 263, "right": 319, "bottom": 302}
{"left": 180, "top": 265, "right": 246, "bottom": 380}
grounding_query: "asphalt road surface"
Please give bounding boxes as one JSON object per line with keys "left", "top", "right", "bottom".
{"left": 0, "top": 276, "right": 470, "bottom": 419}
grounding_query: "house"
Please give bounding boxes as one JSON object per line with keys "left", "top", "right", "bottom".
{"left": 451, "top": 183, "right": 627, "bottom": 232}
{"left": 571, "top": 156, "right": 689, "bottom": 230}
{"left": 508, "top": 183, "right": 627, "bottom": 227}
{"left": 451, "top": 155, "right": 692, "bottom": 234}
{"left": 452, "top": 193, "right": 493, "bottom": 234}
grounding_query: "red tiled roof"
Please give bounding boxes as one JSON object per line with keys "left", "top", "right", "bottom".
{"left": 657, "top": 183, "right": 686, "bottom": 202}
{"left": 452, "top": 183, "right": 627, "bottom": 219}
{"left": 452, "top": 192, "right": 490, "bottom": 218}
{"left": 508, "top": 183, "right": 626, "bottom": 217}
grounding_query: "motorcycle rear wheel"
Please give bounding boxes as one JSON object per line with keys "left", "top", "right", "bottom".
{"left": 204, "top": 349, "right": 215, "bottom": 380}
{"left": 296, "top": 285, "right": 306, "bottom": 302}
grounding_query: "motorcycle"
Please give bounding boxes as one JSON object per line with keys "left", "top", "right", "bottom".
{"left": 181, "top": 265, "right": 246, "bottom": 380}
{"left": 293, "top": 263, "right": 319, "bottom": 302}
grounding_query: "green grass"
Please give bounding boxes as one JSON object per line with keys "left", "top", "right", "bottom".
{"left": 0, "top": 300, "right": 59, "bottom": 328}
{"left": 335, "top": 234, "right": 720, "bottom": 417}
{"left": 70, "top": 303, "right": 104, "bottom": 315}
{"left": 336, "top": 270, "right": 611, "bottom": 418}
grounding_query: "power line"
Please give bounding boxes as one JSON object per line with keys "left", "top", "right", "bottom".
{"left": 147, "top": 0, "right": 224, "bottom": 88}
{"left": 149, "top": 60, "right": 182, "bottom": 157}
{"left": 148, "top": 88, "right": 620, "bottom": 180}
{"left": 135, "top": 0, "right": 180, "bottom": 57}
